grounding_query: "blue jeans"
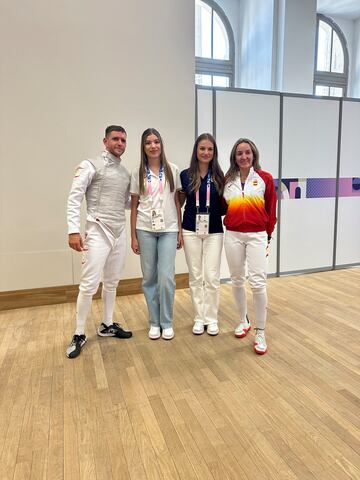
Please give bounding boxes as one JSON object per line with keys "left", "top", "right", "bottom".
{"left": 136, "top": 229, "right": 177, "bottom": 329}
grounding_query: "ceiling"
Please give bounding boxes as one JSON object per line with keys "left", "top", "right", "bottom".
{"left": 317, "top": 0, "right": 360, "bottom": 20}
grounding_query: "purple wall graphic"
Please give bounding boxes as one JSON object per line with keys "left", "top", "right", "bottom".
{"left": 275, "top": 178, "right": 360, "bottom": 199}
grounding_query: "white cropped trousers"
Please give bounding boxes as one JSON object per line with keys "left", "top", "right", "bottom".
{"left": 224, "top": 230, "right": 268, "bottom": 329}
{"left": 183, "top": 230, "right": 223, "bottom": 326}
{"left": 75, "top": 222, "right": 127, "bottom": 335}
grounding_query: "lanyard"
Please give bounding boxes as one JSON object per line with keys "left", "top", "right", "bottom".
{"left": 195, "top": 171, "right": 211, "bottom": 213}
{"left": 146, "top": 164, "right": 164, "bottom": 196}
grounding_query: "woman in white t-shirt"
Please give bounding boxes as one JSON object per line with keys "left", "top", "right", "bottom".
{"left": 130, "top": 128, "right": 183, "bottom": 340}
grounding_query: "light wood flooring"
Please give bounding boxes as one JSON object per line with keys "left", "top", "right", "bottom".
{"left": 0, "top": 268, "right": 359, "bottom": 480}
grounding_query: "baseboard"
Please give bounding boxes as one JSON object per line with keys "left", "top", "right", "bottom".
{"left": 0, "top": 273, "right": 189, "bottom": 311}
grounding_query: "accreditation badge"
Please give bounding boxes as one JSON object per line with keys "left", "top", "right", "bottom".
{"left": 151, "top": 208, "right": 165, "bottom": 231}
{"left": 195, "top": 213, "right": 210, "bottom": 236}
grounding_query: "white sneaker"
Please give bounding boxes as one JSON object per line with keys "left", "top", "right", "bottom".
{"left": 234, "top": 316, "right": 251, "bottom": 338}
{"left": 254, "top": 329, "right": 267, "bottom": 355}
{"left": 206, "top": 323, "right": 219, "bottom": 336}
{"left": 192, "top": 321, "right": 204, "bottom": 335}
{"left": 162, "top": 327, "right": 174, "bottom": 340}
{"left": 149, "top": 325, "right": 161, "bottom": 340}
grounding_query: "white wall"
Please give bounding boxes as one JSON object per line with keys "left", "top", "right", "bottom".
{"left": 238, "top": 0, "right": 274, "bottom": 90}
{"left": 214, "top": 0, "right": 274, "bottom": 90}
{"left": 216, "top": 0, "right": 240, "bottom": 85}
{"left": 213, "top": 0, "right": 360, "bottom": 97}
{"left": 0, "top": 0, "right": 195, "bottom": 291}
{"left": 219, "top": 0, "right": 320, "bottom": 95}
{"left": 280, "top": 0, "right": 317, "bottom": 94}
{"left": 203, "top": 1, "right": 360, "bottom": 97}
{"left": 273, "top": 0, "right": 285, "bottom": 91}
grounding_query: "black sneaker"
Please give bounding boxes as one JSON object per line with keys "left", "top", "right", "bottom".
{"left": 66, "top": 334, "right": 87, "bottom": 358}
{"left": 97, "top": 322, "right": 132, "bottom": 339}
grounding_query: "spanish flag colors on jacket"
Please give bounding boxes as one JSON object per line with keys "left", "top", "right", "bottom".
{"left": 223, "top": 167, "right": 277, "bottom": 237}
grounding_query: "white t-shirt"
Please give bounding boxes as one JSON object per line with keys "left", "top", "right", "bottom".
{"left": 130, "top": 162, "right": 181, "bottom": 232}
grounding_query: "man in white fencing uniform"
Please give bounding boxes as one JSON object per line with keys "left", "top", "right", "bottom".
{"left": 66, "top": 125, "right": 132, "bottom": 359}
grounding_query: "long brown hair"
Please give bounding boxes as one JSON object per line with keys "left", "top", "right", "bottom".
{"left": 138, "top": 128, "right": 174, "bottom": 195}
{"left": 225, "top": 138, "right": 261, "bottom": 182}
{"left": 188, "top": 133, "right": 224, "bottom": 195}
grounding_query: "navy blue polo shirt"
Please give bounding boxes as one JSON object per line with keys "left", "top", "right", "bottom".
{"left": 180, "top": 169, "right": 224, "bottom": 233}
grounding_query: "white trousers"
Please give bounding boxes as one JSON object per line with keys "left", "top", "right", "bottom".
{"left": 183, "top": 230, "right": 223, "bottom": 325}
{"left": 75, "top": 222, "right": 127, "bottom": 335}
{"left": 224, "top": 230, "right": 268, "bottom": 330}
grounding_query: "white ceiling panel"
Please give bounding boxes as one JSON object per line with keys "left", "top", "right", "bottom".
{"left": 317, "top": 0, "right": 360, "bottom": 20}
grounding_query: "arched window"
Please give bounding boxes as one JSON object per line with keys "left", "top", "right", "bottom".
{"left": 195, "top": 0, "right": 235, "bottom": 87}
{"left": 314, "top": 14, "right": 349, "bottom": 97}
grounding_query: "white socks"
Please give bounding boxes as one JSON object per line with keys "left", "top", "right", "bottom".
{"left": 74, "top": 292, "right": 93, "bottom": 335}
{"left": 253, "top": 288, "right": 267, "bottom": 330}
{"left": 233, "top": 284, "right": 267, "bottom": 329}
{"left": 102, "top": 289, "right": 116, "bottom": 327}
{"left": 74, "top": 289, "right": 116, "bottom": 335}
{"left": 232, "top": 284, "right": 248, "bottom": 323}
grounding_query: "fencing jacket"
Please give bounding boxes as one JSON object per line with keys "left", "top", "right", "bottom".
{"left": 67, "top": 150, "right": 130, "bottom": 238}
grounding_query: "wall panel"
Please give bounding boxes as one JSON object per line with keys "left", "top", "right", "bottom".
{"left": 215, "top": 90, "right": 280, "bottom": 275}
{"left": 280, "top": 96, "right": 339, "bottom": 272}
{"left": 197, "top": 87, "right": 360, "bottom": 277}
{"left": 336, "top": 100, "right": 360, "bottom": 265}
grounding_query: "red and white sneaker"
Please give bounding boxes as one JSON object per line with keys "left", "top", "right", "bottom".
{"left": 234, "top": 316, "right": 251, "bottom": 338}
{"left": 254, "top": 329, "right": 267, "bottom": 355}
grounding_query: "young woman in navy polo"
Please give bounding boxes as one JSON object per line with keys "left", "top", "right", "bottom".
{"left": 179, "top": 133, "right": 225, "bottom": 335}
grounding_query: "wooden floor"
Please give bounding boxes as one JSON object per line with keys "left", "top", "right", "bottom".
{"left": 0, "top": 269, "right": 359, "bottom": 480}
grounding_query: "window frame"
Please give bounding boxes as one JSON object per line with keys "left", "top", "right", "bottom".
{"left": 195, "top": 0, "right": 235, "bottom": 87}
{"left": 314, "top": 14, "right": 349, "bottom": 97}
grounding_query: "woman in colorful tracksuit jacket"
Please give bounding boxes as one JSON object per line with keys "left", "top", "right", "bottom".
{"left": 223, "top": 138, "right": 277, "bottom": 355}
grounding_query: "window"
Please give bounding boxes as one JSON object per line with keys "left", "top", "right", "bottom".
{"left": 314, "top": 15, "right": 349, "bottom": 97}
{"left": 195, "top": 0, "right": 235, "bottom": 87}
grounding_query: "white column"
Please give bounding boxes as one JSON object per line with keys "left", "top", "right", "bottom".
{"left": 351, "top": 18, "right": 360, "bottom": 98}
{"left": 274, "top": 0, "right": 317, "bottom": 94}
